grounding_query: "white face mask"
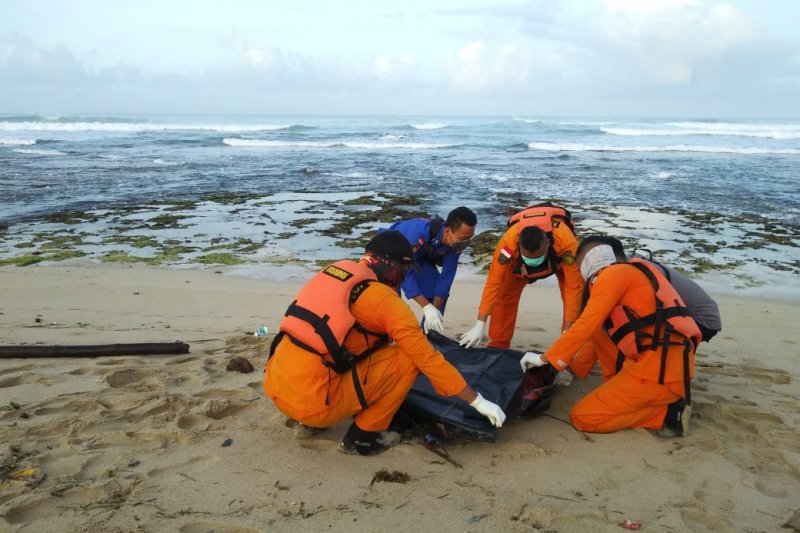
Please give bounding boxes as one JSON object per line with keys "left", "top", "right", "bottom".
{"left": 579, "top": 244, "right": 617, "bottom": 281}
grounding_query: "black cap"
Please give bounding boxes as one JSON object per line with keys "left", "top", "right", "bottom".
{"left": 365, "top": 230, "right": 419, "bottom": 271}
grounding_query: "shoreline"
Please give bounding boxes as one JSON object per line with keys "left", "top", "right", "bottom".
{"left": 1, "top": 193, "right": 799, "bottom": 294}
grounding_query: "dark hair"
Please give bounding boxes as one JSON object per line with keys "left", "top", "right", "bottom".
{"left": 519, "top": 226, "right": 547, "bottom": 252}
{"left": 445, "top": 206, "right": 477, "bottom": 229}
{"left": 576, "top": 234, "right": 625, "bottom": 261}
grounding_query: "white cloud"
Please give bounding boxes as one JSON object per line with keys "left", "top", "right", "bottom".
{"left": 370, "top": 54, "right": 416, "bottom": 81}
{"left": 0, "top": 31, "right": 86, "bottom": 84}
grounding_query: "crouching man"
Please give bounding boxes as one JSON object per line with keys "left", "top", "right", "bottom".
{"left": 520, "top": 235, "right": 701, "bottom": 437}
{"left": 264, "top": 230, "right": 506, "bottom": 456}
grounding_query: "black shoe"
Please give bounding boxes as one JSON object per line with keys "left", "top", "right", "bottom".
{"left": 658, "top": 399, "right": 691, "bottom": 438}
{"left": 339, "top": 422, "right": 401, "bottom": 456}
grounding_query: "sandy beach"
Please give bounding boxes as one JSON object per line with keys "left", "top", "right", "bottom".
{"left": 1, "top": 262, "right": 798, "bottom": 532}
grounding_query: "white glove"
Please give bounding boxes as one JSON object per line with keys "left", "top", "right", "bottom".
{"left": 469, "top": 393, "right": 506, "bottom": 428}
{"left": 555, "top": 370, "right": 574, "bottom": 387}
{"left": 422, "top": 303, "right": 444, "bottom": 334}
{"left": 520, "top": 351, "right": 547, "bottom": 372}
{"left": 458, "top": 319, "right": 487, "bottom": 348}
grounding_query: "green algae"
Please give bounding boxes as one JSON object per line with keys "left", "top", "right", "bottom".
{"left": 193, "top": 253, "right": 244, "bottom": 265}
{"left": 101, "top": 250, "right": 150, "bottom": 264}
{"left": 0, "top": 249, "right": 86, "bottom": 266}
{"left": 43, "top": 210, "right": 99, "bottom": 225}
{"left": 103, "top": 235, "right": 159, "bottom": 248}
{"left": 147, "top": 214, "right": 189, "bottom": 229}
{"left": 200, "top": 192, "right": 256, "bottom": 205}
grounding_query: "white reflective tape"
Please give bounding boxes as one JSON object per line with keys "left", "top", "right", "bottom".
{"left": 556, "top": 359, "right": 567, "bottom": 369}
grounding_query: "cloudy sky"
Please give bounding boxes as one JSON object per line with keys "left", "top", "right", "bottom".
{"left": 1, "top": 0, "right": 798, "bottom": 117}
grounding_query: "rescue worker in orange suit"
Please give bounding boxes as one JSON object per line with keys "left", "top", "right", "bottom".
{"left": 459, "top": 203, "right": 583, "bottom": 350}
{"left": 264, "top": 230, "right": 506, "bottom": 456}
{"left": 520, "top": 235, "right": 701, "bottom": 436}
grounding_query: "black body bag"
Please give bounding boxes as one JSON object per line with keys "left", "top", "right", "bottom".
{"left": 398, "top": 332, "right": 558, "bottom": 442}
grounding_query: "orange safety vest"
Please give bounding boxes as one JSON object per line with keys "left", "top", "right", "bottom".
{"left": 275, "top": 260, "right": 389, "bottom": 374}
{"left": 507, "top": 202, "right": 575, "bottom": 281}
{"left": 601, "top": 258, "right": 701, "bottom": 402}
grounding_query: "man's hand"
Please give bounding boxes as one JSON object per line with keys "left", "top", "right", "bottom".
{"left": 469, "top": 393, "right": 506, "bottom": 428}
{"left": 520, "top": 351, "right": 548, "bottom": 372}
{"left": 458, "top": 320, "right": 487, "bottom": 348}
{"left": 422, "top": 303, "right": 444, "bottom": 334}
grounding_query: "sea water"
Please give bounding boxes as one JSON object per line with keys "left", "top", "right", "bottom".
{"left": 1, "top": 114, "right": 798, "bottom": 292}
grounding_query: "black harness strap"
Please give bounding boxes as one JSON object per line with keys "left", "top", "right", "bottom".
{"left": 351, "top": 369, "right": 368, "bottom": 410}
{"left": 615, "top": 349, "right": 625, "bottom": 374}
{"left": 682, "top": 339, "right": 692, "bottom": 405}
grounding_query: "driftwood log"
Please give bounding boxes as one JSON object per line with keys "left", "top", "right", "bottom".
{"left": 0, "top": 341, "right": 190, "bottom": 358}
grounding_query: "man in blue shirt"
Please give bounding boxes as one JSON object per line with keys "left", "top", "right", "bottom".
{"left": 380, "top": 206, "right": 477, "bottom": 334}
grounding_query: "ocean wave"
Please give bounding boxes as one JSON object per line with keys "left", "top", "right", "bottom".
{"left": 527, "top": 142, "right": 800, "bottom": 155}
{"left": 153, "top": 158, "right": 182, "bottom": 166}
{"left": 407, "top": 123, "right": 447, "bottom": 130}
{"left": 13, "top": 148, "right": 66, "bottom": 156}
{"left": 602, "top": 126, "right": 800, "bottom": 140}
{"left": 0, "top": 122, "right": 297, "bottom": 133}
{"left": 222, "top": 138, "right": 457, "bottom": 149}
{"left": 512, "top": 117, "right": 540, "bottom": 124}
{"left": 0, "top": 138, "right": 36, "bottom": 145}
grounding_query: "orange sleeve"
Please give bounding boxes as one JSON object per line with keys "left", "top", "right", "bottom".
{"left": 543, "top": 266, "right": 629, "bottom": 371}
{"left": 352, "top": 283, "right": 467, "bottom": 397}
{"left": 552, "top": 222, "right": 583, "bottom": 324}
{"left": 478, "top": 226, "right": 518, "bottom": 317}
{"left": 568, "top": 340, "right": 598, "bottom": 379}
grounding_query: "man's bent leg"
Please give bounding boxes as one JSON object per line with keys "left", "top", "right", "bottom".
{"left": 299, "top": 346, "right": 418, "bottom": 433}
{"left": 570, "top": 370, "right": 681, "bottom": 433}
{"left": 487, "top": 276, "right": 528, "bottom": 349}
{"left": 354, "top": 347, "right": 418, "bottom": 431}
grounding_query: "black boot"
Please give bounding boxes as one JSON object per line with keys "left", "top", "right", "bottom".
{"left": 658, "top": 399, "right": 691, "bottom": 438}
{"left": 340, "top": 422, "right": 401, "bottom": 456}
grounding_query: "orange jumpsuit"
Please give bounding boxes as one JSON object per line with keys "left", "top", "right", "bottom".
{"left": 478, "top": 221, "right": 583, "bottom": 348}
{"left": 543, "top": 264, "right": 695, "bottom": 433}
{"left": 264, "top": 279, "right": 467, "bottom": 432}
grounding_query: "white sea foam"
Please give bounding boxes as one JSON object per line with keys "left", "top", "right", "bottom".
{"left": 649, "top": 171, "right": 676, "bottom": 180}
{"left": 408, "top": 123, "right": 447, "bottom": 130}
{"left": 512, "top": 117, "right": 540, "bottom": 123}
{"left": 667, "top": 121, "right": 800, "bottom": 132}
{"left": 0, "top": 138, "right": 36, "bottom": 145}
{"left": 0, "top": 122, "right": 294, "bottom": 133}
{"left": 527, "top": 142, "right": 800, "bottom": 155}
{"left": 12, "top": 148, "right": 66, "bottom": 156}
{"left": 223, "top": 138, "right": 456, "bottom": 149}
{"left": 602, "top": 126, "right": 800, "bottom": 140}
{"left": 153, "top": 158, "right": 180, "bottom": 166}
{"left": 381, "top": 134, "right": 405, "bottom": 141}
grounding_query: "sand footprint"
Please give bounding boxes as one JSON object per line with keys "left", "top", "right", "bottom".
{"left": 104, "top": 368, "right": 153, "bottom": 387}
{"left": 0, "top": 372, "right": 54, "bottom": 388}
{"left": 679, "top": 509, "right": 733, "bottom": 532}
{"left": 0, "top": 364, "right": 37, "bottom": 377}
{"left": 2, "top": 484, "right": 108, "bottom": 525}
